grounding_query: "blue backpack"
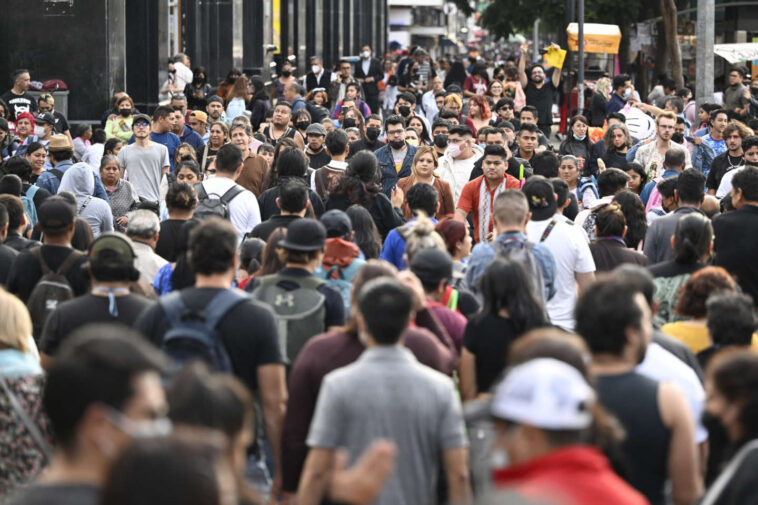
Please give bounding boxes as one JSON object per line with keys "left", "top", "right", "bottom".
{"left": 22, "top": 185, "right": 39, "bottom": 227}
{"left": 159, "top": 289, "right": 248, "bottom": 372}
{"left": 315, "top": 259, "right": 365, "bottom": 316}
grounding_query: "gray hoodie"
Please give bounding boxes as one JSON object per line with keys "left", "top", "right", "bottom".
{"left": 58, "top": 162, "right": 114, "bottom": 237}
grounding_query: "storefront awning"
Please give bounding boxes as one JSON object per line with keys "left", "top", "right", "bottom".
{"left": 566, "top": 23, "right": 622, "bottom": 54}
{"left": 714, "top": 43, "right": 758, "bottom": 64}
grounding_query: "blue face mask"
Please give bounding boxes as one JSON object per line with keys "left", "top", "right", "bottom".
{"left": 573, "top": 133, "right": 587, "bottom": 141}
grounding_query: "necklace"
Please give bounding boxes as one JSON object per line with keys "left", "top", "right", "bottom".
{"left": 727, "top": 153, "right": 744, "bottom": 170}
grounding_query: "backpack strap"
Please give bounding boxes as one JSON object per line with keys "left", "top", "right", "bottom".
{"left": 203, "top": 289, "right": 249, "bottom": 328}
{"left": 220, "top": 185, "right": 245, "bottom": 205}
{"left": 29, "top": 247, "right": 50, "bottom": 276}
{"left": 539, "top": 218, "right": 558, "bottom": 243}
{"left": 159, "top": 291, "right": 187, "bottom": 328}
{"left": 0, "top": 375, "right": 52, "bottom": 463}
{"left": 49, "top": 169, "right": 64, "bottom": 180}
{"left": 195, "top": 182, "right": 209, "bottom": 200}
{"left": 79, "top": 195, "right": 93, "bottom": 213}
{"left": 56, "top": 250, "right": 84, "bottom": 277}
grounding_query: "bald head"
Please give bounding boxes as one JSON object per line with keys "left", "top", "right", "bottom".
{"left": 701, "top": 195, "right": 720, "bottom": 219}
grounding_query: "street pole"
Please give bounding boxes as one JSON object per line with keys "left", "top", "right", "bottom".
{"left": 577, "top": 0, "right": 585, "bottom": 114}
{"left": 533, "top": 18, "right": 540, "bottom": 62}
{"left": 696, "top": 0, "right": 715, "bottom": 107}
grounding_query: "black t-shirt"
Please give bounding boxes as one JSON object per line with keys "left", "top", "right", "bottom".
{"left": 348, "top": 138, "right": 384, "bottom": 158}
{"left": 155, "top": 219, "right": 188, "bottom": 262}
{"left": 0, "top": 244, "right": 17, "bottom": 285}
{"left": 462, "top": 313, "right": 519, "bottom": 394}
{"left": 39, "top": 293, "right": 153, "bottom": 356}
{"left": 306, "top": 148, "right": 331, "bottom": 169}
{"left": 647, "top": 260, "right": 703, "bottom": 279}
{"left": 5, "top": 245, "right": 89, "bottom": 303}
{"left": 706, "top": 152, "right": 743, "bottom": 191}
{"left": 258, "top": 184, "right": 325, "bottom": 222}
{"left": 524, "top": 81, "right": 557, "bottom": 126}
{"left": 250, "top": 214, "right": 301, "bottom": 241}
{"left": 0, "top": 90, "right": 37, "bottom": 120}
{"left": 135, "top": 287, "right": 284, "bottom": 393}
{"left": 52, "top": 111, "right": 70, "bottom": 134}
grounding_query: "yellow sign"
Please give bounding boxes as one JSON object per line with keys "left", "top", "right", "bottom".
{"left": 545, "top": 47, "right": 567, "bottom": 69}
{"left": 566, "top": 23, "right": 622, "bottom": 54}
{"left": 273, "top": 0, "right": 281, "bottom": 50}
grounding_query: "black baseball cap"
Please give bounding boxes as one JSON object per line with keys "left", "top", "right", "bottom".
{"left": 409, "top": 248, "right": 453, "bottom": 286}
{"left": 37, "top": 195, "right": 75, "bottom": 232}
{"left": 35, "top": 112, "right": 55, "bottom": 125}
{"left": 207, "top": 95, "right": 224, "bottom": 105}
{"left": 278, "top": 218, "right": 326, "bottom": 251}
{"left": 521, "top": 176, "right": 557, "bottom": 221}
{"left": 320, "top": 210, "right": 352, "bottom": 238}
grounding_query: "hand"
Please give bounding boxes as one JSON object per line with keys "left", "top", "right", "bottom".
{"left": 116, "top": 216, "right": 128, "bottom": 227}
{"left": 396, "top": 270, "right": 427, "bottom": 312}
{"left": 486, "top": 231, "right": 495, "bottom": 242}
{"left": 535, "top": 145, "right": 547, "bottom": 153}
{"left": 328, "top": 441, "right": 396, "bottom": 505}
{"left": 520, "top": 41, "right": 531, "bottom": 54}
{"left": 693, "top": 136, "right": 703, "bottom": 145}
{"left": 744, "top": 88, "right": 751, "bottom": 100}
{"left": 597, "top": 158, "right": 606, "bottom": 173}
{"left": 390, "top": 185, "right": 404, "bottom": 208}
{"left": 365, "top": 77, "right": 374, "bottom": 83}
{"left": 107, "top": 113, "right": 117, "bottom": 123}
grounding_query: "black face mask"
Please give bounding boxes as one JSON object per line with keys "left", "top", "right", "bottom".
{"left": 398, "top": 105, "right": 411, "bottom": 117}
{"left": 295, "top": 121, "right": 310, "bottom": 130}
{"left": 119, "top": 108, "right": 132, "bottom": 117}
{"left": 701, "top": 410, "right": 726, "bottom": 437}
{"left": 434, "top": 134, "right": 448, "bottom": 148}
{"left": 366, "top": 127, "right": 380, "bottom": 141}
{"left": 752, "top": 87, "right": 758, "bottom": 96}
{"left": 389, "top": 140, "right": 406, "bottom": 150}
{"left": 282, "top": 70, "right": 292, "bottom": 77}
{"left": 342, "top": 117, "right": 357, "bottom": 129}
{"left": 671, "top": 132, "right": 685, "bottom": 144}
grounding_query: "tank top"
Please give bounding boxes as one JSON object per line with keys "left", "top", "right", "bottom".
{"left": 595, "top": 371, "right": 670, "bottom": 505}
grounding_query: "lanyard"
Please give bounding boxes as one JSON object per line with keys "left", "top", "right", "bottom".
{"left": 92, "top": 287, "right": 130, "bottom": 317}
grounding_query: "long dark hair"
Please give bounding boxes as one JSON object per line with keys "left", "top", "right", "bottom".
{"left": 445, "top": 61, "right": 468, "bottom": 88}
{"left": 171, "top": 220, "right": 200, "bottom": 290}
{"left": 261, "top": 138, "right": 299, "bottom": 192}
{"left": 346, "top": 204, "right": 382, "bottom": 259}
{"left": 612, "top": 190, "right": 647, "bottom": 249}
{"left": 478, "top": 258, "right": 547, "bottom": 335}
{"left": 708, "top": 350, "right": 758, "bottom": 443}
{"left": 252, "top": 228, "right": 287, "bottom": 277}
{"left": 330, "top": 151, "right": 382, "bottom": 208}
{"left": 672, "top": 213, "right": 713, "bottom": 264}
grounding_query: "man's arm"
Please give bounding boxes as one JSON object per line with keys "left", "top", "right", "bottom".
{"left": 551, "top": 64, "right": 561, "bottom": 88}
{"left": 458, "top": 348, "right": 478, "bottom": 401}
{"left": 518, "top": 43, "right": 529, "bottom": 89}
{"left": 660, "top": 382, "right": 703, "bottom": 505}
{"left": 575, "top": 271, "right": 595, "bottom": 294}
{"left": 297, "top": 448, "right": 335, "bottom": 505}
{"left": 443, "top": 447, "right": 472, "bottom": 505}
{"left": 454, "top": 209, "right": 468, "bottom": 222}
{"left": 258, "top": 363, "right": 288, "bottom": 497}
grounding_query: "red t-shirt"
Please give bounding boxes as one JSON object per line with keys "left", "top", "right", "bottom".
{"left": 456, "top": 174, "right": 520, "bottom": 241}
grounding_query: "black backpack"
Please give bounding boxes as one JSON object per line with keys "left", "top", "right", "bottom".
{"left": 159, "top": 289, "right": 248, "bottom": 372}
{"left": 26, "top": 248, "right": 83, "bottom": 341}
{"left": 194, "top": 183, "right": 244, "bottom": 220}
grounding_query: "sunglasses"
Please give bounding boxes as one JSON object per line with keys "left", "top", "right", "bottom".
{"left": 500, "top": 106, "right": 513, "bottom": 111}
{"left": 134, "top": 121, "right": 150, "bottom": 127}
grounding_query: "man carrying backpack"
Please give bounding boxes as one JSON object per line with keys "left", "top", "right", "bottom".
{"left": 465, "top": 189, "right": 556, "bottom": 306}
{"left": 252, "top": 218, "right": 345, "bottom": 366}
{"left": 195, "top": 143, "right": 260, "bottom": 242}
{"left": 135, "top": 217, "right": 286, "bottom": 494}
{"left": 315, "top": 209, "right": 366, "bottom": 315}
{"left": 6, "top": 196, "right": 89, "bottom": 339}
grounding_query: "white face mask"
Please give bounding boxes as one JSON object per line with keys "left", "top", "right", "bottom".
{"left": 311, "top": 65, "right": 321, "bottom": 75}
{"left": 34, "top": 125, "right": 46, "bottom": 137}
{"left": 361, "top": 51, "right": 371, "bottom": 59}
{"left": 447, "top": 142, "right": 462, "bottom": 159}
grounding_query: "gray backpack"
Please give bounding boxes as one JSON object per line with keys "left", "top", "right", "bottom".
{"left": 194, "top": 183, "right": 244, "bottom": 220}
{"left": 251, "top": 274, "right": 326, "bottom": 366}
{"left": 493, "top": 236, "right": 550, "bottom": 305}
{"left": 27, "top": 248, "right": 83, "bottom": 341}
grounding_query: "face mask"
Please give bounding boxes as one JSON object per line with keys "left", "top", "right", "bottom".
{"left": 671, "top": 132, "right": 684, "bottom": 144}
{"left": 406, "top": 138, "right": 419, "bottom": 147}
{"left": 282, "top": 70, "right": 292, "bottom": 77}
{"left": 434, "top": 134, "right": 448, "bottom": 148}
{"left": 389, "top": 139, "right": 406, "bottom": 150}
{"left": 366, "top": 127, "right": 380, "bottom": 141}
{"left": 398, "top": 105, "right": 411, "bottom": 117}
{"left": 701, "top": 410, "right": 725, "bottom": 436}
{"left": 34, "top": 126, "right": 46, "bottom": 137}
{"left": 572, "top": 133, "right": 586, "bottom": 141}
{"left": 752, "top": 88, "right": 758, "bottom": 96}
{"left": 447, "top": 142, "right": 462, "bottom": 158}
{"left": 342, "top": 117, "right": 357, "bottom": 129}
{"left": 119, "top": 108, "right": 132, "bottom": 117}
{"left": 107, "top": 407, "right": 173, "bottom": 439}
{"left": 311, "top": 65, "right": 321, "bottom": 74}
{"left": 296, "top": 121, "right": 310, "bottom": 130}
{"left": 623, "top": 87, "right": 633, "bottom": 100}
{"left": 361, "top": 51, "right": 371, "bottom": 59}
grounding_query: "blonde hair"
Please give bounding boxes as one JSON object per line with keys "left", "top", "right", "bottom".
{"left": 0, "top": 288, "right": 31, "bottom": 353}
{"left": 443, "top": 94, "right": 463, "bottom": 109}
{"left": 411, "top": 146, "right": 439, "bottom": 181}
{"left": 404, "top": 218, "right": 445, "bottom": 262}
{"left": 595, "top": 77, "right": 611, "bottom": 100}
{"left": 655, "top": 110, "right": 677, "bottom": 125}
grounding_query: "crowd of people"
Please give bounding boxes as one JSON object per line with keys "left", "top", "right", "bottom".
{"left": 1, "top": 41, "right": 758, "bottom": 505}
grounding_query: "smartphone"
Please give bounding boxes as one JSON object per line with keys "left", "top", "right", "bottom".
{"left": 684, "top": 136, "right": 695, "bottom": 143}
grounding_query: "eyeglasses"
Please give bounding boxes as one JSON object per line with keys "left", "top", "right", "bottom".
{"left": 386, "top": 129, "right": 404, "bottom": 137}
{"left": 340, "top": 66, "right": 351, "bottom": 71}
{"left": 134, "top": 121, "right": 150, "bottom": 127}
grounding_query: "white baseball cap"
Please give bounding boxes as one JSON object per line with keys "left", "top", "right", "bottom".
{"left": 490, "top": 358, "right": 595, "bottom": 430}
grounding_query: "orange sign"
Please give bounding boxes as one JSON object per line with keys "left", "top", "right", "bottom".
{"left": 567, "top": 23, "right": 622, "bottom": 54}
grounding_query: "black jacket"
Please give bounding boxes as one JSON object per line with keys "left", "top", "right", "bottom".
{"left": 305, "top": 70, "right": 333, "bottom": 92}
{"left": 353, "top": 58, "right": 384, "bottom": 99}
{"left": 713, "top": 204, "right": 758, "bottom": 300}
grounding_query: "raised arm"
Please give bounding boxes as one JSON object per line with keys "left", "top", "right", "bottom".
{"left": 518, "top": 42, "right": 529, "bottom": 89}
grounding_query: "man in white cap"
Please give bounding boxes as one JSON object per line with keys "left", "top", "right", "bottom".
{"left": 488, "top": 357, "right": 648, "bottom": 505}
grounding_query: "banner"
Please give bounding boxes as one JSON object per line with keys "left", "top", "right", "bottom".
{"left": 713, "top": 43, "right": 758, "bottom": 64}
{"left": 566, "top": 23, "right": 622, "bottom": 54}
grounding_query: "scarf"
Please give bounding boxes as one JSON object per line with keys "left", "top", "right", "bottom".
{"left": 478, "top": 176, "right": 509, "bottom": 243}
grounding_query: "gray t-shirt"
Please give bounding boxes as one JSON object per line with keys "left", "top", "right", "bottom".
{"left": 118, "top": 142, "right": 169, "bottom": 202}
{"left": 307, "top": 346, "right": 467, "bottom": 505}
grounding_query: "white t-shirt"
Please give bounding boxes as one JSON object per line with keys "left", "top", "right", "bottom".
{"left": 716, "top": 166, "right": 743, "bottom": 199}
{"left": 637, "top": 342, "right": 708, "bottom": 443}
{"left": 526, "top": 217, "right": 595, "bottom": 331}
{"left": 200, "top": 177, "right": 261, "bottom": 242}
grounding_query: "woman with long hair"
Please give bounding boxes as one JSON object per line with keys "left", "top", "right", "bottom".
{"left": 225, "top": 74, "right": 252, "bottom": 124}
{"left": 558, "top": 154, "right": 598, "bottom": 210}
{"left": 559, "top": 115, "right": 594, "bottom": 169}
{"left": 624, "top": 162, "right": 648, "bottom": 196}
{"left": 600, "top": 122, "right": 633, "bottom": 171}
{"left": 407, "top": 115, "right": 431, "bottom": 146}
{"left": 467, "top": 95, "right": 492, "bottom": 138}
{"left": 327, "top": 151, "right": 405, "bottom": 238}
{"left": 486, "top": 79, "right": 505, "bottom": 103}
{"left": 184, "top": 66, "right": 212, "bottom": 110}
{"left": 435, "top": 217, "right": 472, "bottom": 289}
{"left": 197, "top": 121, "right": 229, "bottom": 174}
{"left": 155, "top": 182, "right": 197, "bottom": 262}
{"left": 100, "top": 154, "right": 139, "bottom": 232}
{"left": 396, "top": 146, "right": 454, "bottom": 219}
{"left": 502, "top": 66, "right": 526, "bottom": 112}
{"left": 612, "top": 190, "right": 648, "bottom": 250}
{"left": 304, "top": 88, "right": 330, "bottom": 124}
{"left": 459, "top": 258, "right": 548, "bottom": 400}
{"left": 444, "top": 60, "right": 468, "bottom": 89}
{"left": 260, "top": 137, "right": 299, "bottom": 192}
{"left": 345, "top": 205, "right": 382, "bottom": 259}
{"left": 153, "top": 219, "right": 199, "bottom": 295}
{"left": 590, "top": 77, "right": 611, "bottom": 127}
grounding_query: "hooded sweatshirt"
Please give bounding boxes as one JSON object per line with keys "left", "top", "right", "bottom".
{"left": 57, "top": 162, "right": 114, "bottom": 237}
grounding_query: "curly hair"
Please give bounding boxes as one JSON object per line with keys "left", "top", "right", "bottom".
{"left": 612, "top": 190, "right": 648, "bottom": 249}
{"left": 674, "top": 266, "right": 738, "bottom": 318}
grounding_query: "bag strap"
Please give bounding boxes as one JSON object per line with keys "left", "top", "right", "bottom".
{"left": 204, "top": 289, "right": 248, "bottom": 329}
{"left": 49, "top": 169, "right": 64, "bottom": 180}
{"left": 220, "top": 185, "right": 245, "bottom": 205}
{"left": 56, "top": 250, "right": 84, "bottom": 277}
{"left": 201, "top": 145, "right": 210, "bottom": 171}
{"left": 159, "top": 291, "right": 186, "bottom": 328}
{"left": 195, "top": 182, "right": 209, "bottom": 200}
{"left": 79, "top": 195, "right": 93, "bottom": 213}
{"left": 29, "top": 247, "right": 51, "bottom": 276}
{"left": 0, "top": 375, "right": 52, "bottom": 463}
{"left": 316, "top": 168, "right": 327, "bottom": 196}
{"left": 539, "top": 218, "right": 558, "bottom": 243}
